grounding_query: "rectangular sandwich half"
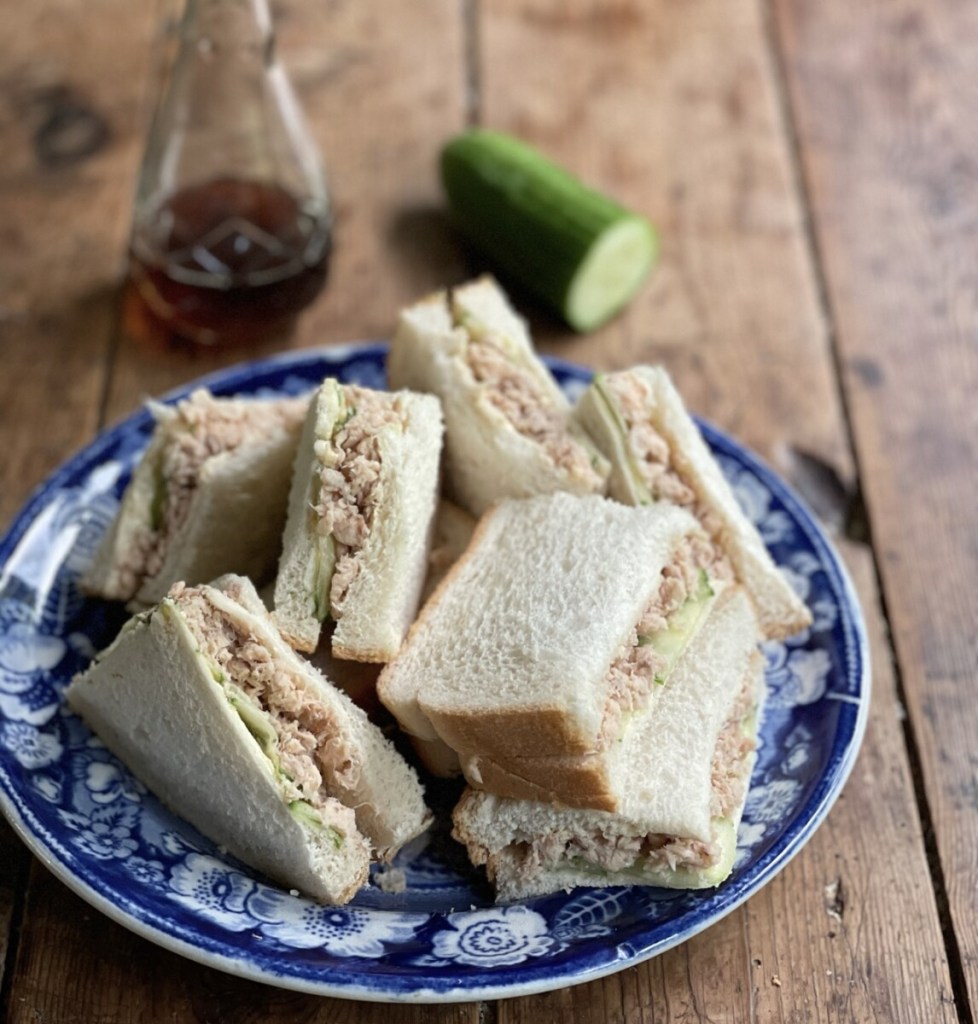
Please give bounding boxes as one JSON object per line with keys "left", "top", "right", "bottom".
{"left": 452, "top": 586, "right": 765, "bottom": 901}
{"left": 378, "top": 492, "right": 736, "bottom": 774}
{"left": 574, "top": 366, "right": 811, "bottom": 639}
{"left": 273, "top": 378, "right": 443, "bottom": 660}
{"left": 388, "top": 276, "right": 610, "bottom": 516}
{"left": 67, "top": 575, "right": 431, "bottom": 905}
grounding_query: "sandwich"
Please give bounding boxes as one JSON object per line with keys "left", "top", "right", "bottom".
{"left": 378, "top": 492, "right": 738, "bottom": 809}
{"left": 83, "top": 388, "right": 307, "bottom": 607}
{"left": 420, "top": 498, "right": 477, "bottom": 606}
{"left": 272, "top": 378, "right": 443, "bottom": 659}
{"left": 66, "top": 574, "right": 431, "bottom": 905}
{"left": 451, "top": 586, "right": 765, "bottom": 901}
{"left": 574, "top": 366, "right": 811, "bottom": 639}
{"left": 388, "top": 276, "right": 610, "bottom": 516}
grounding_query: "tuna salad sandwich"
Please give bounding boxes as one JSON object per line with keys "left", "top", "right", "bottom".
{"left": 66, "top": 574, "right": 431, "bottom": 905}
{"left": 388, "top": 275, "right": 610, "bottom": 517}
{"left": 84, "top": 389, "right": 307, "bottom": 608}
{"left": 574, "top": 365, "right": 810, "bottom": 640}
{"left": 452, "top": 586, "right": 765, "bottom": 901}
{"left": 377, "top": 492, "right": 742, "bottom": 810}
{"left": 273, "top": 378, "right": 443, "bottom": 660}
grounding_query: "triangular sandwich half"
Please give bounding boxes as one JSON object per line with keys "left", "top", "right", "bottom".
{"left": 388, "top": 276, "right": 609, "bottom": 516}
{"left": 84, "top": 389, "right": 307, "bottom": 607}
{"left": 66, "top": 575, "right": 431, "bottom": 904}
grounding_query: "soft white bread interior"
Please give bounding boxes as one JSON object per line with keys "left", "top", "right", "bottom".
{"left": 377, "top": 492, "right": 700, "bottom": 761}
{"left": 65, "top": 590, "right": 370, "bottom": 905}
{"left": 575, "top": 366, "right": 811, "bottom": 640}
{"left": 388, "top": 276, "right": 608, "bottom": 516}
{"left": 273, "top": 379, "right": 443, "bottom": 660}
{"left": 452, "top": 587, "right": 765, "bottom": 901}
{"left": 84, "top": 390, "right": 307, "bottom": 608}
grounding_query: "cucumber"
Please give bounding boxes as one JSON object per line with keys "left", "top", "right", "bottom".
{"left": 441, "top": 130, "right": 658, "bottom": 332}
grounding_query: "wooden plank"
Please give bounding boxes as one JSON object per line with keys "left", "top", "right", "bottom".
{"left": 0, "top": 0, "right": 157, "bottom": 528}
{"left": 5, "top": 860, "right": 473, "bottom": 1024}
{"left": 102, "top": 0, "right": 470, "bottom": 423}
{"left": 474, "top": 0, "right": 956, "bottom": 1020}
{"left": 0, "top": 818, "right": 30, "bottom": 992}
{"left": 477, "top": 0, "right": 851, "bottom": 480}
{"left": 772, "top": 0, "right": 978, "bottom": 1011}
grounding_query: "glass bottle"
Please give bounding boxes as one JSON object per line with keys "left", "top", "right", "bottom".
{"left": 125, "top": 0, "right": 331, "bottom": 347}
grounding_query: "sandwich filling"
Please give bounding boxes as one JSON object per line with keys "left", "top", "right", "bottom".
{"left": 313, "top": 385, "right": 403, "bottom": 616}
{"left": 481, "top": 665, "right": 759, "bottom": 886}
{"left": 116, "top": 391, "right": 303, "bottom": 600}
{"left": 599, "top": 533, "right": 731, "bottom": 746}
{"left": 460, "top": 317, "right": 605, "bottom": 490}
{"left": 600, "top": 373, "right": 730, "bottom": 542}
{"left": 171, "top": 583, "right": 357, "bottom": 839}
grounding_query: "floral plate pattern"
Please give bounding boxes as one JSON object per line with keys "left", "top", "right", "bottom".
{"left": 0, "top": 344, "right": 869, "bottom": 1002}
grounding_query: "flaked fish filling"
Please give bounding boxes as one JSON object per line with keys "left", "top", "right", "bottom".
{"left": 172, "top": 583, "right": 357, "bottom": 811}
{"left": 465, "top": 329, "right": 604, "bottom": 489}
{"left": 605, "top": 373, "right": 735, "bottom": 569}
{"left": 118, "top": 391, "right": 304, "bottom": 599}
{"left": 598, "top": 534, "right": 722, "bottom": 746}
{"left": 490, "top": 669, "right": 759, "bottom": 884}
{"left": 312, "top": 386, "right": 402, "bottom": 609}
{"left": 710, "top": 662, "right": 759, "bottom": 819}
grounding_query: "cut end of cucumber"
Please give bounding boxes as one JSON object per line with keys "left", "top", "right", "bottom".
{"left": 564, "top": 217, "right": 658, "bottom": 332}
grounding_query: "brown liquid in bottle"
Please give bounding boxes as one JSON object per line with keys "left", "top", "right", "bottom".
{"left": 126, "top": 177, "right": 330, "bottom": 347}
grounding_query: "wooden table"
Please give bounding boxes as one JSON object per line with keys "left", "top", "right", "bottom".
{"left": 1, "top": 0, "right": 975, "bottom": 1020}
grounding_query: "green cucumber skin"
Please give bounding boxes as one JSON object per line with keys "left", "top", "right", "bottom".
{"left": 441, "top": 130, "right": 657, "bottom": 327}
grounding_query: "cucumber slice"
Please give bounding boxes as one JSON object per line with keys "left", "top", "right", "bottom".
{"left": 441, "top": 130, "right": 658, "bottom": 331}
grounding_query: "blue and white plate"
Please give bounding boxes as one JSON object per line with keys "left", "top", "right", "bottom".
{"left": 0, "top": 344, "right": 868, "bottom": 1003}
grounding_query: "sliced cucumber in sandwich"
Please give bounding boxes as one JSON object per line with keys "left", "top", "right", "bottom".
{"left": 310, "top": 380, "right": 349, "bottom": 622}
{"left": 441, "top": 130, "right": 659, "bottom": 332}
{"left": 639, "top": 570, "right": 715, "bottom": 684}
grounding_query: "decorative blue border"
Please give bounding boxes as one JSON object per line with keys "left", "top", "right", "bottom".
{"left": 0, "top": 344, "right": 869, "bottom": 1002}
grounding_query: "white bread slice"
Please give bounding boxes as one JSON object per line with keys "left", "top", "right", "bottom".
{"left": 206, "top": 574, "right": 431, "bottom": 858}
{"left": 377, "top": 493, "right": 701, "bottom": 761}
{"left": 272, "top": 379, "right": 443, "bottom": 660}
{"left": 388, "top": 276, "right": 609, "bottom": 516}
{"left": 83, "top": 390, "right": 307, "bottom": 608}
{"left": 452, "top": 588, "right": 765, "bottom": 901}
{"left": 68, "top": 575, "right": 431, "bottom": 901}
{"left": 574, "top": 366, "right": 811, "bottom": 640}
{"left": 65, "top": 588, "right": 370, "bottom": 904}
{"left": 457, "top": 585, "right": 725, "bottom": 811}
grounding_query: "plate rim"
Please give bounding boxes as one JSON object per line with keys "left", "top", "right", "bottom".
{"left": 0, "top": 342, "right": 870, "bottom": 1003}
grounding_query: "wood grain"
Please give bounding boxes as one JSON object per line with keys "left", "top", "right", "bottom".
{"left": 6, "top": 860, "right": 475, "bottom": 1024}
{"left": 476, "top": 0, "right": 852, "bottom": 489}
{"left": 0, "top": 0, "right": 971, "bottom": 1019}
{"left": 0, "top": 0, "right": 157, "bottom": 529}
{"left": 773, "top": 0, "right": 978, "bottom": 1011}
